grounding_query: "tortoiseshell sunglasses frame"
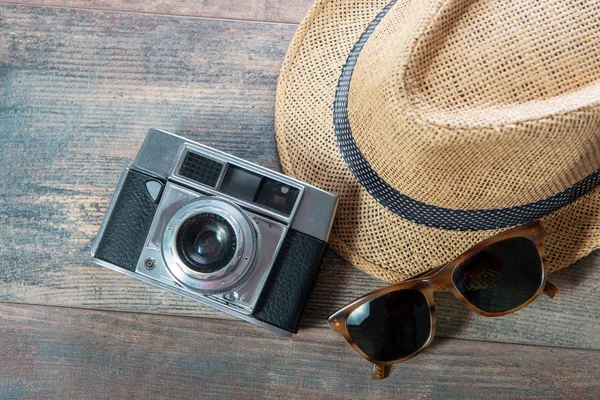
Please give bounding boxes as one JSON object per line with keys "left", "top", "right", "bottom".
{"left": 328, "top": 220, "right": 558, "bottom": 379}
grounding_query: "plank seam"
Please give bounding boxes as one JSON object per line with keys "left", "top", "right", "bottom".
{"left": 1, "top": 301, "right": 598, "bottom": 353}
{"left": 0, "top": 1, "right": 301, "bottom": 26}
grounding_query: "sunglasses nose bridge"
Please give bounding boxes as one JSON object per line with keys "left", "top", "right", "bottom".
{"left": 422, "top": 272, "right": 452, "bottom": 293}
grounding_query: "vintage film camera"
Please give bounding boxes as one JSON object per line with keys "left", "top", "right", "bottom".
{"left": 91, "top": 129, "right": 338, "bottom": 335}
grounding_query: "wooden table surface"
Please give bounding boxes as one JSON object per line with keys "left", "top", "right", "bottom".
{"left": 1, "top": 1, "right": 599, "bottom": 398}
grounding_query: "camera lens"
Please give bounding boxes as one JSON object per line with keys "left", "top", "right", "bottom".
{"left": 176, "top": 213, "right": 237, "bottom": 274}
{"left": 194, "top": 230, "right": 224, "bottom": 260}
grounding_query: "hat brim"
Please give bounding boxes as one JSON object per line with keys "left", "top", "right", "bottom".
{"left": 275, "top": 0, "right": 600, "bottom": 282}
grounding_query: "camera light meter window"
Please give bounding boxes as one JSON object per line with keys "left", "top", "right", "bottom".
{"left": 176, "top": 213, "right": 237, "bottom": 273}
{"left": 256, "top": 178, "right": 299, "bottom": 215}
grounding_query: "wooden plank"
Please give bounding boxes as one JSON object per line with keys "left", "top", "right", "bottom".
{"left": 0, "top": 0, "right": 314, "bottom": 24}
{"left": 0, "top": 4, "right": 599, "bottom": 351}
{"left": 1, "top": 303, "right": 598, "bottom": 399}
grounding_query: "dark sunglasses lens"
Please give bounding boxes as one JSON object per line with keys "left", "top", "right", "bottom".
{"left": 452, "top": 237, "right": 542, "bottom": 313}
{"left": 346, "top": 289, "right": 431, "bottom": 362}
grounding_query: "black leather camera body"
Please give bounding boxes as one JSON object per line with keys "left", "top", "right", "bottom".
{"left": 91, "top": 129, "right": 338, "bottom": 335}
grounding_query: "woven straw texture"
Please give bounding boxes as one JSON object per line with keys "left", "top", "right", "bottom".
{"left": 275, "top": 0, "right": 600, "bottom": 282}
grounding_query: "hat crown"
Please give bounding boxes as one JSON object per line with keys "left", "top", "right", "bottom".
{"left": 276, "top": 0, "right": 600, "bottom": 282}
{"left": 346, "top": 0, "right": 600, "bottom": 210}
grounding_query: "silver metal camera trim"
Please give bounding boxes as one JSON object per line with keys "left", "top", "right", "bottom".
{"left": 162, "top": 198, "right": 258, "bottom": 293}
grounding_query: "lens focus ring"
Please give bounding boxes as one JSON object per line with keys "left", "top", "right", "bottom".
{"left": 162, "top": 197, "right": 258, "bottom": 293}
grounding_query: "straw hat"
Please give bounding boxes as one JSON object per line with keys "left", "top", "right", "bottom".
{"left": 275, "top": 0, "right": 600, "bottom": 282}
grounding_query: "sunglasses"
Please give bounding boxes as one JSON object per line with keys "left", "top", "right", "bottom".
{"left": 328, "top": 221, "right": 558, "bottom": 379}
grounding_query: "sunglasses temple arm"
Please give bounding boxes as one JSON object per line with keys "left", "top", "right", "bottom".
{"left": 543, "top": 281, "right": 559, "bottom": 298}
{"left": 372, "top": 364, "right": 390, "bottom": 380}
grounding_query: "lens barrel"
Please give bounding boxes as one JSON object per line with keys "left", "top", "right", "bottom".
{"left": 162, "top": 197, "right": 257, "bottom": 293}
{"left": 176, "top": 213, "right": 237, "bottom": 274}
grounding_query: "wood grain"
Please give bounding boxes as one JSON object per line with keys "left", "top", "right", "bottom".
{"left": 0, "top": 3, "right": 599, "bottom": 352}
{"left": 1, "top": 0, "right": 314, "bottom": 24}
{"left": 2, "top": 303, "right": 599, "bottom": 399}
